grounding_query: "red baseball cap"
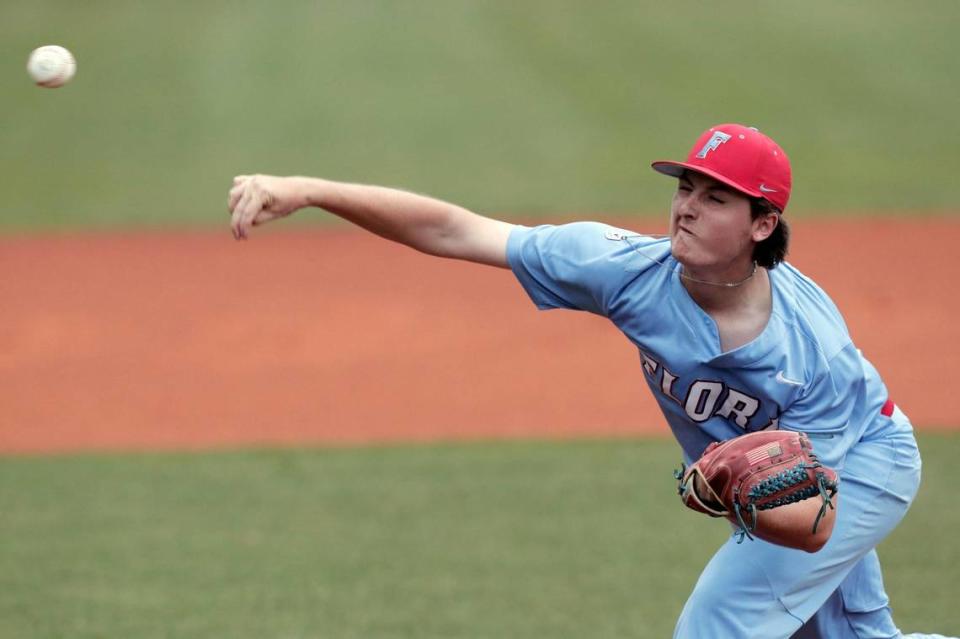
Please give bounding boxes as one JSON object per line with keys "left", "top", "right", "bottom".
{"left": 651, "top": 124, "right": 792, "bottom": 212}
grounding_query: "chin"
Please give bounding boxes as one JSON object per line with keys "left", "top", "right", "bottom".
{"left": 670, "top": 244, "right": 689, "bottom": 265}
{"left": 670, "top": 239, "right": 701, "bottom": 268}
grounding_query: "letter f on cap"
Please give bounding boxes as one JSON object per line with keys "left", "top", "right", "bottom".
{"left": 696, "top": 131, "right": 732, "bottom": 159}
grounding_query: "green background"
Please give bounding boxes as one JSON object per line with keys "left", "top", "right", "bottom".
{"left": 2, "top": 2, "right": 958, "bottom": 637}
{"left": 2, "top": 1, "right": 959, "bottom": 231}
{"left": 3, "top": 437, "right": 959, "bottom": 638}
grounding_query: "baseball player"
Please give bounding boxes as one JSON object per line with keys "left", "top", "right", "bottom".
{"left": 228, "top": 124, "right": 953, "bottom": 639}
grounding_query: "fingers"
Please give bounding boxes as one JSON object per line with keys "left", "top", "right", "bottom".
{"left": 228, "top": 183, "right": 245, "bottom": 213}
{"left": 229, "top": 175, "right": 264, "bottom": 240}
{"left": 230, "top": 189, "right": 251, "bottom": 240}
{"left": 228, "top": 176, "right": 249, "bottom": 215}
{"left": 230, "top": 185, "right": 264, "bottom": 240}
{"left": 228, "top": 174, "right": 291, "bottom": 240}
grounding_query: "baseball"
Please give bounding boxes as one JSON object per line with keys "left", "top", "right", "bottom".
{"left": 27, "top": 45, "right": 76, "bottom": 88}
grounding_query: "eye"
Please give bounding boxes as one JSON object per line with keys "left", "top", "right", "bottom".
{"left": 678, "top": 183, "right": 692, "bottom": 192}
{"left": 709, "top": 195, "right": 725, "bottom": 204}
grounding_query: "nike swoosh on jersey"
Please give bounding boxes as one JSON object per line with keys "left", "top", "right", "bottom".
{"left": 775, "top": 371, "right": 804, "bottom": 386}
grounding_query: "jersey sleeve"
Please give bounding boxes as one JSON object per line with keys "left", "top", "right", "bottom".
{"left": 777, "top": 343, "right": 865, "bottom": 470}
{"left": 506, "top": 222, "right": 646, "bottom": 317}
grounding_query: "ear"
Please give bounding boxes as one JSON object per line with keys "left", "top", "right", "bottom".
{"left": 752, "top": 211, "right": 779, "bottom": 243}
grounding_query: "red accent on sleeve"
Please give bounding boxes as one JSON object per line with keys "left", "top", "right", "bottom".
{"left": 881, "top": 399, "right": 895, "bottom": 417}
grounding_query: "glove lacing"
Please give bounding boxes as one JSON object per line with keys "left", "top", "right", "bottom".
{"left": 732, "top": 461, "right": 840, "bottom": 544}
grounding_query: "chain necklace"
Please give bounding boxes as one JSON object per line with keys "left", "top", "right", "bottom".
{"left": 681, "top": 261, "right": 758, "bottom": 288}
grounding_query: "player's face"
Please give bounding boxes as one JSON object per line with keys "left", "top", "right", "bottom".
{"left": 669, "top": 171, "right": 756, "bottom": 272}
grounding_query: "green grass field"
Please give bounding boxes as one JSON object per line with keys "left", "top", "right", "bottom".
{"left": 2, "top": 435, "right": 958, "bottom": 638}
{"left": 2, "top": 1, "right": 959, "bottom": 231}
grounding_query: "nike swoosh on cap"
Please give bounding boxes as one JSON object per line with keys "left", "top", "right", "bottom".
{"left": 759, "top": 184, "right": 778, "bottom": 193}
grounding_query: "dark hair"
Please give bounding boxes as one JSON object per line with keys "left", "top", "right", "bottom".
{"left": 751, "top": 198, "right": 789, "bottom": 268}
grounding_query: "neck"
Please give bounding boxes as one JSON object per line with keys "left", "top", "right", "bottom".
{"left": 681, "top": 261, "right": 767, "bottom": 312}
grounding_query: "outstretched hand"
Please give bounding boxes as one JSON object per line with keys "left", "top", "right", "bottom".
{"left": 228, "top": 175, "right": 308, "bottom": 240}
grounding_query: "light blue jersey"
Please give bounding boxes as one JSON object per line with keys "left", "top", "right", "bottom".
{"left": 507, "top": 222, "right": 901, "bottom": 468}
{"left": 507, "top": 222, "right": 922, "bottom": 639}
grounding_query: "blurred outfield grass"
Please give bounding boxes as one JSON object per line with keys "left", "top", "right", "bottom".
{"left": 1, "top": 435, "right": 958, "bottom": 638}
{"left": 2, "top": 1, "right": 959, "bottom": 231}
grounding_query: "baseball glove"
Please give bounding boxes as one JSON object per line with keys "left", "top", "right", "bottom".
{"left": 675, "top": 430, "right": 839, "bottom": 545}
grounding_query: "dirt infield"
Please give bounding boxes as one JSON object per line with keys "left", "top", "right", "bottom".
{"left": 1, "top": 217, "right": 957, "bottom": 454}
